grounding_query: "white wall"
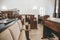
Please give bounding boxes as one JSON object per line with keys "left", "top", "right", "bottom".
{"left": 45, "top": 0, "right": 55, "bottom": 17}
{"left": 0, "top": 0, "right": 55, "bottom": 17}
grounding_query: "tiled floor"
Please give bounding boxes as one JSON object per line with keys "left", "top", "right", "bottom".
{"left": 29, "top": 24, "right": 58, "bottom": 40}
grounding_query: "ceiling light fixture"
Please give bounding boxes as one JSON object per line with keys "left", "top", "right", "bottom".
{"left": 1, "top": 6, "right": 7, "bottom": 10}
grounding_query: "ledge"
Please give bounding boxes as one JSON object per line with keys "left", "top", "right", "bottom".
{"left": 0, "top": 18, "right": 18, "bottom": 33}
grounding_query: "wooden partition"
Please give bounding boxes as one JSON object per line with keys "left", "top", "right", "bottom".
{"left": 20, "top": 14, "right": 37, "bottom": 29}
{"left": 0, "top": 11, "right": 19, "bottom": 19}
{"left": 28, "top": 15, "right": 37, "bottom": 29}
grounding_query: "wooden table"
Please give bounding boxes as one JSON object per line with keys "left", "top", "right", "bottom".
{"left": 42, "top": 18, "right": 60, "bottom": 40}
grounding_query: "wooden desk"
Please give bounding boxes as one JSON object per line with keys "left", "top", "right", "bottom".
{"left": 45, "top": 18, "right": 60, "bottom": 33}
{"left": 42, "top": 18, "right": 60, "bottom": 40}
